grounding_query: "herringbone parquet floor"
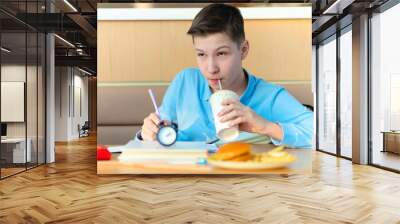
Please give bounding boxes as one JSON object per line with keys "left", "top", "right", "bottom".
{"left": 1, "top": 135, "right": 400, "bottom": 224}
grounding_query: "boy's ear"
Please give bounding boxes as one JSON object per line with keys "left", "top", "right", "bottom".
{"left": 240, "top": 40, "right": 249, "bottom": 60}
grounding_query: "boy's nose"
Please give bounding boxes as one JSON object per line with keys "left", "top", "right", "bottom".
{"left": 207, "top": 57, "right": 219, "bottom": 74}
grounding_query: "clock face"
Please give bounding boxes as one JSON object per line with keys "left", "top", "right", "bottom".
{"left": 157, "top": 126, "right": 177, "bottom": 146}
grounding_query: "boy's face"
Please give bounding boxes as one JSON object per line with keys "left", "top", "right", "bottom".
{"left": 193, "top": 32, "right": 249, "bottom": 92}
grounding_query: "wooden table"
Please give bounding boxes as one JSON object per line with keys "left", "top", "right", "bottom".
{"left": 97, "top": 144, "right": 312, "bottom": 175}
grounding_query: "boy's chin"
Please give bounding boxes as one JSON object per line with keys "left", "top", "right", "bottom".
{"left": 208, "top": 84, "right": 220, "bottom": 92}
{"left": 208, "top": 82, "right": 218, "bottom": 87}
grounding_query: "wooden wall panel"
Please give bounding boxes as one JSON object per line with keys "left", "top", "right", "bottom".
{"left": 134, "top": 22, "right": 162, "bottom": 81}
{"left": 98, "top": 22, "right": 135, "bottom": 82}
{"left": 159, "top": 21, "right": 197, "bottom": 81}
{"left": 98, "top": 19, "right": 311, "bottom": 82}
{"left": 244, "top": 19, "right": 311, "bottom": 81}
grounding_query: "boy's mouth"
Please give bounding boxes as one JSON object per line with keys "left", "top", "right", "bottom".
{"left": 209, "top": 79, "right": 222, "bottom": 86}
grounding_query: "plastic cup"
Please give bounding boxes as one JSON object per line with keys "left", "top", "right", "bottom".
{"left": 209, "top": 90, "right": 240, "bottom": 141}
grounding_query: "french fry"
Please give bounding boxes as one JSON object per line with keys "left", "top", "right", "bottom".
{"left": 269, "top": 146, "right": 285, "bottom": 153}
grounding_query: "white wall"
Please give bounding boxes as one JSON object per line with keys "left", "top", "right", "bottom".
{"left": 55, "top": 67, "right": 69, "bottom": 141}
{"left": 72, "top": 73, "right": 89, "bottom": 138}
{"left": 1, "top": 65, "right": 34, "bottom": 138}
{"left": 1, "top": 82, "right": 25, "bottom": 122}
{"left": 1, "top": 64, "right": 46, "bottom": 163}
{"left": 1, "top": 65, "right": 26, "bottom": 81}
{"left": 55, "top": 67, "right": 89, "bottom": 141}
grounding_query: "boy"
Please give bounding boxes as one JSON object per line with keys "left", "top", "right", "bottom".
{"left": 138, "top": 3, "right": 313, "bottom": 148}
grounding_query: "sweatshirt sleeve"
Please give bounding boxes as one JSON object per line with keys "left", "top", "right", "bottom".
{"left": 269, "top": 88, "right": 314, "bottom": 149}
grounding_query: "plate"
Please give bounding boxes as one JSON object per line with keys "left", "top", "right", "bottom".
{"left": 207, "top": 155, "right": 296, "bottom": 170}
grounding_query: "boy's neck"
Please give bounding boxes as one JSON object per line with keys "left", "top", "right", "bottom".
{"left": 231, "top": 69, "right": 248, "bottom": 96}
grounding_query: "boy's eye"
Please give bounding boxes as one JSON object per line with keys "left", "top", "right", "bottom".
{"left": 197, "top": 53, "right": 205, "bottom": 57}
{"left": 217, "top": 52, "right": 227, "bottom": 56}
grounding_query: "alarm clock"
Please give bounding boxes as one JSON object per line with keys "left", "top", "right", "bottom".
{"left": 156, "top": 121, "right": 178, "bottom": 146}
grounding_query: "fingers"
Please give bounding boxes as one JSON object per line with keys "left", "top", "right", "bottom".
{"left": 141, "top": 128, "right": 157, "bottom": 141}
{"left": 149, "top": 113, "right": 161, "bottom": 124}
{"left": 218, "top": 104, "right": 235, "bottom": 117}
{"left": 228, "top": 116, "right": 244, "bottom": 127}
{"left": 218, "top": 99, "right": 240, "bottom": 117}
{"left": 146, "top": 113, "right": 160, "bottom": 133}
{"left": 221, "top": 98, "right": 238, "bottom": 106}
{"left": 220, "top": 108, "right": 242, "bottom": 123}
{"left": 218, "top": 101, "right": 253, "bottom": 127}
{"left": 141, "top": 113, "right": 160, "bottom": 141}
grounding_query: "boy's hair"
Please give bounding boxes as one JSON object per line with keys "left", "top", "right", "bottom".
{"left": 187, "top": 3, "right": 245, "bottom": 47}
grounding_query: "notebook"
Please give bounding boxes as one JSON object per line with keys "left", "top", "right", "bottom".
{"left": 116, "top": 141, "right": 213, "bottom": 163}
{"left": 108, "top": 140, "right": 217, "bottom": 153}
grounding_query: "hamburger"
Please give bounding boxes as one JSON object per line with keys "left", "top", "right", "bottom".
{"left": 211, "top": 142, "right": 252, "bottom": 161}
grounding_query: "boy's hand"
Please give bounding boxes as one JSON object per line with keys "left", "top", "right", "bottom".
{"left": 218, "top": 99, "right": 265, "bottom": 133}
{"left": 217, "top": 99, "right": 283, "bottom": 140}
{"left": 141, "top": 113, "right": 161, "bottom": 141}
